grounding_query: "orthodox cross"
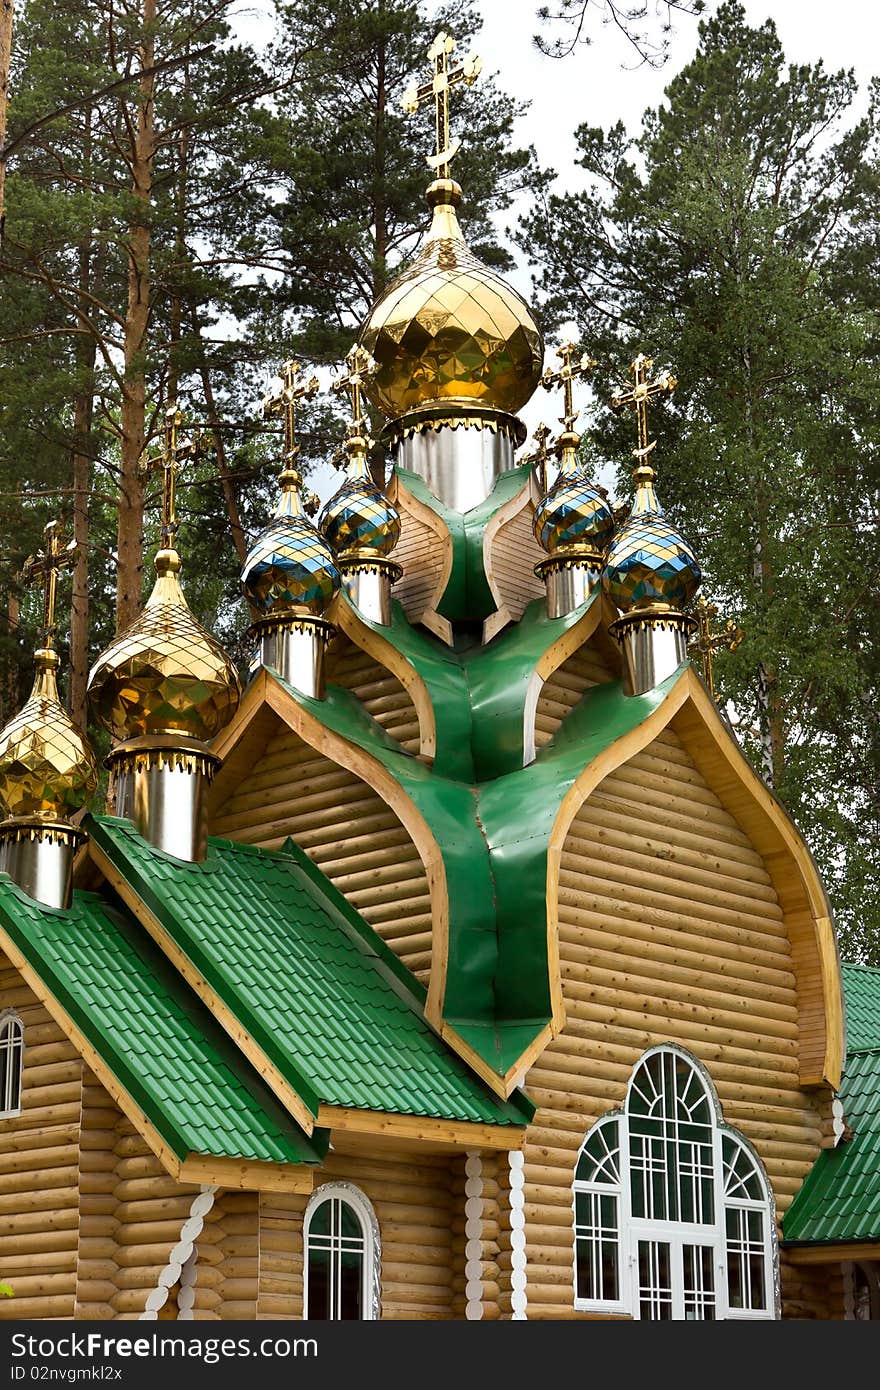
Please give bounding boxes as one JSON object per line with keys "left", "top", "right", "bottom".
{"left": 541, "top": 342, "right": 597, "bottom": 434}
{"left": 262, "top": 360, "right": 320, "bottom": 472}
{"left": 21, "top": 520, "right": 77, "bottom": 649}
{"left": 520, "top": 423, "right": 555, "bottom": 496}
{"left": 330, "top": 344, "right": 377, "bottom": 434}
{"left": 401, "top": 31, "right": 483, "bottom": 178}
{"left": 688, "top": 595, "right": 744, "bottom": 703}
{"left": 138, "top": 403, "right": 207, "bottom": 549}
{"left": 610, "top": 353, "right": 676, "bottom": 462}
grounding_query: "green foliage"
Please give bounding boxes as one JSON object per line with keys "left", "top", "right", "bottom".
{"left": 518, "top": 0, "right": 880, "bottom": 958}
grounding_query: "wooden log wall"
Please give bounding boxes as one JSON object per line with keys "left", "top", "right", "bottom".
{"left": 0, "top": 953, "right": 82, "bottom": 1319}
{"left": 253, "top": 1146, "right": 458, "bottom": 1319}
{"left": 780, "top": 1258, "right": 845, "bottom": 1320}
{"left": 534, "top": 642, "right": 614, "bottom": 750}
{"left": 325, "top": 637, "right": 421, "bottom": 755}
{"left": 199, "top": 1191, "right": 259, "bottom": 1320}
{"left": 485, "top": 501, "right": 544, "bottom": 625}
{"left": 521, "top": 727, "right": 834, "bottom": 1320}
{"left": 391, "top": 499, "right": 447, "bottom": 625}
{"left": 212, "top": 726, "right": 434, "bottom": 983}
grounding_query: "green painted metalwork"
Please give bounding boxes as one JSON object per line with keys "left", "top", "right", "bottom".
{"left": 280, "top": 667, "right": 679, "bottom": 1077}
{"left": 0, "top": 875, "right": 325, "bottom": 1166}
{"left": 784, "top": 964, "right": 880, "bottom": 1245}
{"left": 87, "top": 815, "right": 533, "bottom": 1127}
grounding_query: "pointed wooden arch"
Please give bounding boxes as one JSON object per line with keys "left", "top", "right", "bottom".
{"left": 481, "top": 472, "right": 546, "bottom": 643}
{"left": 545, "top": 666, "right": 844, "bottom": 1090}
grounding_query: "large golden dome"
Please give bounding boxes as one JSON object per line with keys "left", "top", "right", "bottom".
{"left": 0, "top": 649, "right": 97, "bottom": 823}
{"left": 88, "top": 549, "right": 241, "bottom": 743}
{"left": 360, "top": 181, "right": 544, "bottom": 421}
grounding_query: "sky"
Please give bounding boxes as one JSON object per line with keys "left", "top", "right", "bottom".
{"left": 241, "top": 0, "right": 878, "bottom": 497}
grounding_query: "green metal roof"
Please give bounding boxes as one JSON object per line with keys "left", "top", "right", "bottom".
{"left": 840, "top": 963, "right": 880, "bottom": 1053}
{"left": 784, "top": 962, "right": 880, "bottom": 1244}
{"left": 0, "top": 875, "right": 324, "bottom": 1168}
{"left": 88, "top": 815, "right": 533, "bottom": 1129}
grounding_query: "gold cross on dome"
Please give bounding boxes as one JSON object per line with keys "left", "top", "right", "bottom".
{"left": 520, "top": 423, "right": 556, "bottom": 495}
{"left": 610, "top": 353, "right": 677, "bottom": 462}
{"left": 541, "top": 342, "right": 597, "bottom": 434}
{"left": 262, "top": 360, "right": 320, "bottom": 470}
{"left": 688, "top": 595, "right": 744, "bottom": 703}
{"left": 138, "top": 403, "right": 207, "bottom": 549}
{"left": 401, "top": 30, "right": 483, "bottom": 179}
{"left": 330, "top": 345, "right": 377, "bottom": 432}
{"left": 21, "top": 520, "right": 77, "bottom": 649}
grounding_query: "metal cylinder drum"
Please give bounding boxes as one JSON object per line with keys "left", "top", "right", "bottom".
{"left": 131, "top": 760, "right": 211, "bottom": 862}
{"left": 257, "top": 621, "right": 329, "bottom": 699}
{"left": 541, "top": 561, "right": 602, "bottom": 619}
{"left": 611, "top": 610, "right": 692, "bottom": 696}
{"left": 393, "top": 421, "right": 517, "bottom": 514}
{"left": 342, "top": 565, "right": 393, "bottom": 626}
{"left": 0, "top": 824, "right": 80, "bottom": 910}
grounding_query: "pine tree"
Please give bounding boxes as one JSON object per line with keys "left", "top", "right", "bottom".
{"left": 518, "top": 0, "right": 880, "bottom": 958}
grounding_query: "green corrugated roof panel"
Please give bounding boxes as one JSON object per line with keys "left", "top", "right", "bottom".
{"left": 0, "top": 875, "right": 324, "bottom": 1167}
{"left": 88, "top": 815, "right": 533, "bottom": 1129}
{"left": 783, "top": 1048, "right": 880, "bottom": 1243}
{"left": 840, "top": 962, "right": 880, "bottom": 1053}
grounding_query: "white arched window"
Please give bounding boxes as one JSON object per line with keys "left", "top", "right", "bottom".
{"left": 573, "top": 1046, "right": 777, "bottom": 1320}
{"left": 304, "top": 1183, "right": 380, "bottom": 1320}
{"left": 0, "top": 1012, "right": 23, "bottom": 1118}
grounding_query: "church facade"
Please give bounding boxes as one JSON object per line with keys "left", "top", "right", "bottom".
{"left": 0, "top": 31, "right": 878, "bottom": 1323}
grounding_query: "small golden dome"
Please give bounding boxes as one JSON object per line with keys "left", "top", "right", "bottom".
{"left": 603, "top": 465, "right": 701, "bottom": 612}
{"left": 241, "top": 468, "right": 340, "bottom": 617}
{"left": 319, "top": 431, "right": 401, "bottom": 562}
{"left": 360, "top": 181, "right": 544, "bottom": 421}
{"left": 0, "top": 649, "right": 97, "bottom": 823}
{"left": 88, "top": 549, "right": 241, "bottom": 743}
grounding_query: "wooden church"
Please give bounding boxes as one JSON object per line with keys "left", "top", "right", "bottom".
{"left": 0, "top": 31, "right": 878, "bottom": 1323}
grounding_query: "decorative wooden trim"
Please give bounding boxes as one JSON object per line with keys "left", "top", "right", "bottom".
{"left": 785, "top": 1242, "right": 880, "bottom": 1266}
{"left": 139, "top": 1188, "right": 216, "bottom": 1320}
{"left": 481, "top": 471, "right": 544, "bottom": 643}
{"left": 464, "top": 1152, "right": 484, "bottom": 1319}
{"left": 522, "top": 597, "right": 611, "bottom": 766}
{"left": 334, "top": 595, "right": 437, "bottom": 761}
{"left": 86, "top": 839, "right": 318, "bottom": 1138}
{"left": 509, "top": 1149, "right": 528, "bottom": 1319}
{"left": 388, "top": 473, "right": 454, "bottom": 644}
{"left": 547, "top": 666, "right": 844, "bottom": 1091}
{"left": 316, "top": 1105, "right": 526, "bottom": 1153}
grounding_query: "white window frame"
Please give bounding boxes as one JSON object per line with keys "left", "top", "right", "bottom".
{"left": 303, "top": 1182, "right": 380, "bottom": 1321}
{"left": 0, "top": 1010, "right": 23, "bottom": 1119}
{"left": 572, "top": 1045, "right": 778, "bottom": 1320}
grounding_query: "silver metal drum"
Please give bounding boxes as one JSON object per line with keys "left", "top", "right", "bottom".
{"left": 343, "top": 567, "right": 392, "bottom": 626}
{"left": 394, "top": 423, "right": 517, "bottom": 514}
{"left": 259, "top": 623, "right": 327, "bottom": 699}
{"left": 131, "top": 760, "right": 211, "bottom": 863}
{"left": 543, "top": 562, "right": 602, "bottom": 619}
{"left": 614, "top": 615, "right": 690, "bottom": 696}
{"left": 0, "top": 825, "right": 79, "bottom": 910}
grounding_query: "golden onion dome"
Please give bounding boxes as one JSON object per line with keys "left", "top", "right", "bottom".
{"left": 603, "top": 465, "right": 701, "bottom": 612}
{"left": 359, "top": 180, "right": 544, "bottom": 421}
{"left": 534, "top": 446, "right": 615, "bottom": 560}
{"left": 241, "top": 468, "right": 340, "bottom": 617}
{"left": 0, "top": 648, "right": 97, "bottom": 823}
{"left": 87, "top": 548, "right": 241, "bottom": 743}
{"left": 319, "top": 431, "right": 401, "bottom": 561}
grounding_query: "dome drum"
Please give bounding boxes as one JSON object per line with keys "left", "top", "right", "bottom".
{"left": 339, "top": 556, "right": 403, "bottom": 627}
{"left": 106, "top": 735, "right": 221, "bottom": 864}
{"left": 609, "top": 605, "right": 697, "bottom": 697}
{"left": 535, "top": 555, "right": 604, "bottom": 620}
{"left": 0, "top": 820, "right": 83, "bottom": 913}
{"left": 247, "top": 612, "right": 335, "bottom": 700}
{"left": 390, "top": 408, "right": 524, "bottom": 514}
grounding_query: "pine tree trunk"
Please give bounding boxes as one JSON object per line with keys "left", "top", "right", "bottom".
{"left": 0, "top": 0, "right": 14, "bottom": 239}
{"left": 190, "top": 307, "right": 248, "bottom": 568}
{"left": 69, "top": 384, "right": 94, "bottom": 728}
{"left": 372, "top": 35, "right": 388, "bottom": 301}
{"left": 115, "top": 0, "right": 156, "bottom": 631}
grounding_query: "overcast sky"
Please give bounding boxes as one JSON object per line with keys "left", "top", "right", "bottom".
{"left": 243, "top": 0, "right": 876, "bottom": 496}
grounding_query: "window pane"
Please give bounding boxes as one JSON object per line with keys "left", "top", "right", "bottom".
{"left": 638, "top": 1240, "right": 672, "bottom": 1320}
{"left": 307, "top": 1245, "right": 331, "bottom": 1319}
{"left": 683, "top": 1244, "right": 716, "bottom": 1320}
{"left": 575, "top": 1119, "right": 620, "bottom": 1184}
{"left": 309, "top": 1200, "right": 331, "bottom": 1236}
{"left": 575, "top": 1191, "right": 618, "bottom": 1303}
{"left": 725, "top": 1204, "right": 767, "bottom": 1312}
{"left": 340, "top": 1248, "right": 364, "bottom": 1319}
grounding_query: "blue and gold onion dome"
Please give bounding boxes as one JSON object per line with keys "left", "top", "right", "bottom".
{"left": 603, "top": 464, "right": 701, "bottom": 611}
{"left": 0, "top": 648, "right": 97, "bottom": 823}
{"left": 241, "top": 468, "right": 340, "bottom": 617}
{"left": 87, "top": 548, "right": 241, "bottom": 744}
{"left": 319, "top": 433, "right": 401, "bottom": 561}
{"left": 534, "top": 445, "right": 615, "bottom": 559}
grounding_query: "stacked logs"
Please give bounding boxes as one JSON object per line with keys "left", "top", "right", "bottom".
{"left": 534, "top": 643, "right": 614, "bottom": 750}
{"left": 212, "top": 728, "right": 433, "bottom": 982}
{"left": 325, "top": 641, "right": 421, "bottom": 755}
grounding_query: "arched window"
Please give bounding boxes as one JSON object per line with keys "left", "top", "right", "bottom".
{"left": 304, "top": 1184, "right": 380, "bottom": 1320}
{"left": 0, "top": 1012, "right": 23, "bottom": 1119}
{"left": 573, "top": 1046, "right": 777, "bottom": 1320}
